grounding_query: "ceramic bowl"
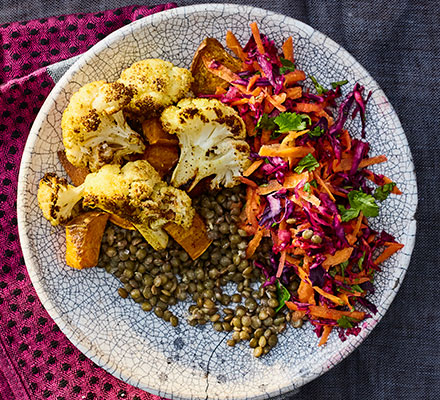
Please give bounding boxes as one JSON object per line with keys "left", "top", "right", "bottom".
{"left": 17, "top": 4, "right": 417, "bottom": 399}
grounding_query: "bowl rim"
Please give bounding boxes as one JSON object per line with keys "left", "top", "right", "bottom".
{"left": 17, "top": 3, "right": 418, "bottom": 400}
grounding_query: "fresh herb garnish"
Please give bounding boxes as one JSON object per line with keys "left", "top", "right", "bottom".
{"left": 303, "top": 179, "right": 317, "bottom": 193}
{"left": 331, "top": 79, "right": 349, "bottom": 89}
{"left": 309, "top": 75, "right": 327, "bottom": 94}
{"left": 256, "top": 113, "right": 277, "bottom": 131}
{"left": 308, "top": 126, "right": 324, "bottom": 138}
{"left": 275, "top": 280, "right": 291, "bottom": 312}
{"left": 351, "top": 284, "right": 364, "bottom": 293}
{"left": 337, "top": 315, "right": 359, "bottom": 329}
{"left": 340, "top": 260, "right": 349, "bottom": 278}
{"left": 294, "top": 153, "right": 319, "bottom": 174}
{"left": 357, "top": 251, "right": 366, "bottom": 270}
{"left": 374, "top": 182, "right": 396, "bottom": 201}
{"left": 338, "top": 190, "right": 379, "bottom": 222}
{"left": 274, "top": 112, "right": 311, "bottom": 133}
{"left": 279, "top": 57, "right": 296, "bottom": 74}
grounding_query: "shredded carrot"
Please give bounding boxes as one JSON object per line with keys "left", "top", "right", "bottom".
{"left": 250, "top": 22, "right": 265, "bottom": 54}
{"left": 334, "top": 155, "right": 388, "bottom": 172}
{"left": 246, "top": 229, "right": 264, "bottom": 258}
{"left": 285, "top": 86, "right": 302, "bottom": 99}
{"left": 319, "top": 325, "right": 333, "bottom": 346}
{"left": 238, "top": 176, "right": 258, "bottom": 188}
{"left": 247, "top": 74, "right": 260, "bottom": 91}
{"left": 352, "top": 212, "right": 364, "bottom": 239}
{"left": 374, "top": 242, "right": 404, "bottom": 266}
{"left": 259, "top": 144, "right": 313, "bottom": 158}
{"left": 284, "top": 70, "right": 306, "bottom": 86}
{"left": 276, "top": 250, "right": 287, "bottom": 277}
{"left": 256, "top": 179, "right": 282, "bottom": 195}
{"left": 309, "top": 305, "right": 365, "bottom": 321}
{"left": 313, "top": 171, "right": 336, "bottom": 201}
{"left": 313, "top": 286, "right": 345, "bottom": 306}
{"left": 243, "top": 159, "right": 264, "bottom": 177}
{"left": 322, "top": 247, "right": 354, "bottom": 269}
{"left": 225, "top": 30, "right": 247, "bottom": 61}
{"left": 280, "top": 130, "right": 309, "bottom": 148}
{"left": 266, "top": 93, "right": 287, "bottom": 112}
{"left": 230, "top": 98, "right": 249, "bottom": 106}
{"left": 282, "top": 36, "right": 294, "bottom": 62}
{"left": 294, "top": 103, "right": 322, "bottom": 113}
{"left": 298, "top": 281, "right": 315, "bottom": 305}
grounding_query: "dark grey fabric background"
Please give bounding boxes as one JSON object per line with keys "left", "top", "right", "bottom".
{"left": 2, "top": 1, "right": 438, "bottom": 399}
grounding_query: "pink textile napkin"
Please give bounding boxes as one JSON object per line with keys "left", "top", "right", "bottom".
{"left": 0, "top": 4, "right": 177, "bottom": 400}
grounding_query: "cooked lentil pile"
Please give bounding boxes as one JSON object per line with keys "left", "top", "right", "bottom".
{"left": 97, "top": 185, "right": 302, "bottom": 356}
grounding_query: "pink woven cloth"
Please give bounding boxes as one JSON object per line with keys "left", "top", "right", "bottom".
{"left": 0, "top": 4, "right": 177, "bottom": 399}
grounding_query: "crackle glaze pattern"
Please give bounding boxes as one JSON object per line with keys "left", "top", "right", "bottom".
{"left": 17, "top": 4, "right": 417, "bottom": 400}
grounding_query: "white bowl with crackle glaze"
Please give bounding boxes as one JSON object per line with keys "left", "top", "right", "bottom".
{"left": 17, "top": 4, "right": 417, "bottom": 399}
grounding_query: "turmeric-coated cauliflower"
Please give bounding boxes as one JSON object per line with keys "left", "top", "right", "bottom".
{"left": 82, "top": 161, "right": 194, "bottom": 249}
{"left": 37, "top": 173, "right": 84, "bottom": 226}
{"left": 37, "top": 160, "right": 195, "bottom": 250}
{"left": 61, "top": 80, "right": 145, "bottom": 172}
{"left": 161, "top": 98, "right": 251, "bottom": 190}
{"left": 118, "top": 59, "right": 193, "bottom": 119}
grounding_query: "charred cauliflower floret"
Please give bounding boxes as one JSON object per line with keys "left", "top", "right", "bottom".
{"left": 37, "top": 173, "right": 84, "bottom": 226}
{"left": 82, "top": 160, "right": 195, "bottom": 250}
{"left": 118, "top": 59, "right": 193, "bottom": 118}
{"left": 61, "top": 80, "right": 146, "bottom": 172}
{"left": 161, "top": 98, "right": 251, "bottom": 190}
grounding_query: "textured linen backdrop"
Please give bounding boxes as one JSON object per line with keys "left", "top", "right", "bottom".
{"left": 0, "top": 1, "right": 437, "bottom": 399}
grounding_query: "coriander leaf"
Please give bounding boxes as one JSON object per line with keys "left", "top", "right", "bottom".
{"left": 309, "top": 75, "right": 327, "bottom": 94}
{"left": 275, "top": 280, "right": 291, "bottom": 312}
{"left": 303, "top": 182, "right": 311, "bottom": 193}
{"left": 331, "top": 79, "right": 349, "bottom": 89}
{"left": 374, "top": 182, "right": 396, "bottom": 201}
{"left": 338, "top": 205, "right": 360, "bottom": 222}
{"left": 308, "top": 126, "right": 324, "bottom": 138}
{"left": 256, "top": 113, "right": 277, "bottom": 131}
{"left": 338, "top": 190, "right": 379, "bottom": 222}
{"left": 337, "top": 315, "right": 359, "bottom": 329}
{"left": 279, "top": 57, "right": 296, "bottom": 74}
{"left": 348, "top": 190, "right": 379, "bottom": 218}
{"left": 274, "top": 112, "right": 311, "bottom": 133}
{"left": 294, "top": 153, "right": 319, "bottom": 174}
{"left": 303, "top": 180, "right": 317, "bottom": 193}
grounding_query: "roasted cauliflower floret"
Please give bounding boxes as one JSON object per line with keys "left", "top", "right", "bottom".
{"left": 37, "top": 173, "right": 84, "bottom": 226}
{"left": 61, "top": 80, "right": 146, "bottom": 172}
{"left": 82, "top": 160, "right": 195, "bottom": 250}
{"left": 118, "top": 59, "right": 193, "bottom": 118}
{"left": 161, "top": 98, "right": 251, "bottom": 190}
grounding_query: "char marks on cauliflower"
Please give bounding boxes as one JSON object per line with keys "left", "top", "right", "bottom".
{"left": 61, "top": 80, "right": 146, "bottom": 172}
{"left": 161, "top": 98, "right": 251, "bottom": 190}
{"left": 37, "top": 173, "right": 85, "bottom": 226}
{"left": 118, "top": 59, "right": 193, "bottom": 119}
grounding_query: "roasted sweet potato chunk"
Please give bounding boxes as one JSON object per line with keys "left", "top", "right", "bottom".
{"left": 190, "top": 37, "right": 241, "bottom": 96}
{"left": 142, "top": 144, "right": 179, "bottom": 178}
{"left": 57, "top": 150, "right": 90, "bottom": 186}
{"left": 142, "top": 118, "right": 178, "bottom": 146}
{"left": 108, "top": 214, "right": 135, "bottom": 230}
{"left": 164, "top": 213, "right": 212, "bottom": 260}
{"left": 65, "top": 211, "right": 109, "bottom": 269}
